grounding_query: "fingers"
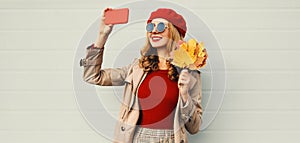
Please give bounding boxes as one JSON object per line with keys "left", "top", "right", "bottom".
{"left": 178, "top": 77, "right": 189, "bottom": 83}
{"left": 178, "top": 79, "right": 189, "bottom": 86}
{"left": 102, "top": 7, "right": 112, "bottom": 17}
{"left": 101, "top": 8, "right": 113, "bottom": 23}
{"left": 178, "top": 69, "right": 190, "bottom": 86}
{"left": 104, "top": 7, "right": 112, "bottom": 12}
{"left": 99, "top": 7, "right": 114, "bottom": 34}
{"left": 180, "top": 69, "right": 189, "bottom": 79}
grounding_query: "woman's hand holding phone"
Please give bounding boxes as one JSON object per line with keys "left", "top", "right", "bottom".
{"left": 95, "top": 8, "right": 129, "bottom": 48}
{"left": 95, "top": 8, "right": 115, "bottom": 48}
{"left": 99, "top": 8, "right": 114, "bottom": 36}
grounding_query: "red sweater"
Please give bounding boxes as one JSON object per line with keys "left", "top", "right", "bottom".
{"left": 137, "top": 70, "right": 179, "bottom": 129}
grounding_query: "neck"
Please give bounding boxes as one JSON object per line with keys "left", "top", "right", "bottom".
{"left": 156, "top": 47, "right": 169, "bottom": 70}
{"left": 156, "top": 47, "right": 169, "bottom": 59}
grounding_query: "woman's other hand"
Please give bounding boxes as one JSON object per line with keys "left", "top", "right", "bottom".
{"left": 178, "top": 69, "right": 191, "bottom": 103}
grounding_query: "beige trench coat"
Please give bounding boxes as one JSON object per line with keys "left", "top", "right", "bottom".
{"left": 80, "top": 45, "right": 203, "bottom": 143}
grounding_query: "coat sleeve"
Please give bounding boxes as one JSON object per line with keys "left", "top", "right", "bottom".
{"left": 80, "top": 44, "right": 136, "bottom": 86}
{"left": 180, "top": 71, "right": 203, "bottom": 134}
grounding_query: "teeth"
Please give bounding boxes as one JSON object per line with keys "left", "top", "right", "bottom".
{"left": 152, "top": 37, "right": 162, "bottom": 40}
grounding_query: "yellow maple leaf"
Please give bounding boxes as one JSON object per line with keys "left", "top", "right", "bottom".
{"left": 172, "top": 39, "right": 208, "bottom": 70}
{"left": 172, "top": 46, "right": 194, "bottom": 68}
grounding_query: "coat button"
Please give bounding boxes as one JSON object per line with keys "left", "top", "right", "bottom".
{"left": 121, "top": 126, "right": 125, "bottom": 131}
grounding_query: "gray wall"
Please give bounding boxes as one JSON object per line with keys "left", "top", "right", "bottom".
{"left": 1, "top": 0, "right": 300, "bottom": 142}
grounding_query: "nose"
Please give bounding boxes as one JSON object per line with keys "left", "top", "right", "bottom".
{"left": 151, "top": 25, "right": 158, "bottom": 33}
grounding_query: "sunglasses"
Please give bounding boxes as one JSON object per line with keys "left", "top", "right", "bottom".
{"left": 146, "top": 22, "right": 168, "bottom": 33}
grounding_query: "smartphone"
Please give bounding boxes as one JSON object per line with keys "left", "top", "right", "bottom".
{"left": 104, "top": 8, "right": 129, "bottom": 25}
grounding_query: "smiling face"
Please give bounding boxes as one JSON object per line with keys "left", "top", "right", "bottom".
{"left": 147, "top": 18, "right": 170, "bottom": 49}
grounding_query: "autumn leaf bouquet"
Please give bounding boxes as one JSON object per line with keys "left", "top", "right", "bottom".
{"left": 171, "top": 39, "right": 208, "bottom": 70}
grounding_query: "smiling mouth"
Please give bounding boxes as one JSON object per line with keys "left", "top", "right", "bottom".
{"left": 151, "top": 36, "right": 162, "bottom": 42}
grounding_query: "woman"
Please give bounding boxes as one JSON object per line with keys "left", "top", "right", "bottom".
{"left": 80, "top": 8, "right": 203, "bottom": 143}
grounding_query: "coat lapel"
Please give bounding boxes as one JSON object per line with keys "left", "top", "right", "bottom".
{"left": 132, "top": 64, "right": 145, "bottom": 93}
{"left": 128, "top": 64, "right": 146, "bottom": 110}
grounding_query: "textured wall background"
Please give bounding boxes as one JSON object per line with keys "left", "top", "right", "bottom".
{"left": 1, "top": 0, "right": 300, "bottom": 142}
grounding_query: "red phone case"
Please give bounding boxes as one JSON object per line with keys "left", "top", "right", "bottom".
{"left": 104, "top": 8, "right": 129, "bottom": 24}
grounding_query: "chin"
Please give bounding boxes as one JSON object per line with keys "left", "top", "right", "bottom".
{"left": 151, "top": 43, "right": 167, "bottom": 48}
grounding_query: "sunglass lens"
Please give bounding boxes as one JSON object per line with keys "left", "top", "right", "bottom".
{"left": 146, "top": 23, "right": 154, "bottom": 32}
{"left": 157, "top": 22, "right": 165, "bottom": 32}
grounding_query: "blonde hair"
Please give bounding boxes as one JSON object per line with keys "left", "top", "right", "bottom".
{"left": 139, "top": 23, "right": 183, "bottom": 81}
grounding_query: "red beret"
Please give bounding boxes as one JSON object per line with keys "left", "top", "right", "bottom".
{"left": 147, "top": 8, "right": 187, "bottom": 38}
